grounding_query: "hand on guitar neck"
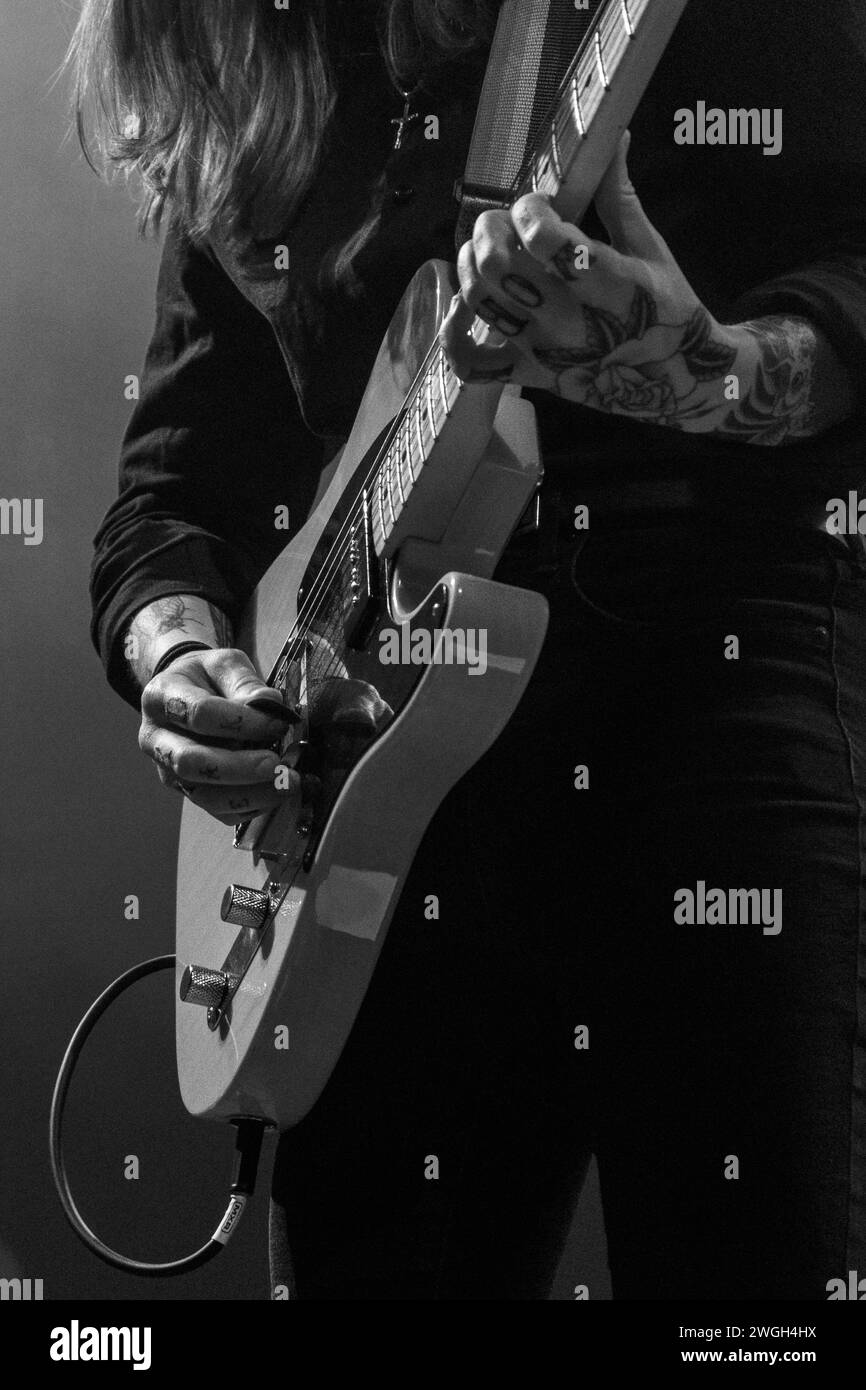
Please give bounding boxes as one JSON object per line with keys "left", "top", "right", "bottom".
{"left": 442, "top": 133, "right": 853, "bottom": 447}
{"left": 125, "top": 595, "right": 391, "bottom": 827}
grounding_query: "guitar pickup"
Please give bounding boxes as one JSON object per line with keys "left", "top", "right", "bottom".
{"left": 343, "top": 492, "right": 381, "bottom": 649}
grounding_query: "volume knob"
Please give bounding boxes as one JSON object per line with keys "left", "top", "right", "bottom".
{"left": 180, "top": 965, "right": 229, "bottom": 1010}
{"left": 220, "top": 884, "right": 271, "bottom": 930}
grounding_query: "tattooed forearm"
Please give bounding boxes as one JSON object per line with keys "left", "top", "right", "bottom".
{"left": 528, "top": 288, "right": 852, "bottom": 445}
{"left": 125, "top": 595, "right": 234, "bottom": 690}
{"left": 717, "top": 316, "right": 821, "bottom": 446}
{"left": 142, "top": 594, "right": 204, "bottom": 640}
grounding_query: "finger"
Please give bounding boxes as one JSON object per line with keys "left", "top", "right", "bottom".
{"left": 308, "top": 678, "right": 392, "bottom": 734}
{"left": 458, "top": 239, "right": 530, "bottom": 328}
{"left": 470, "top": 207, "right": 516, "bottom": 269}
{"left": 140, "top": 723, "right": 282, "bottom": 785}
{"left": 206, "top": 647, "right": 301, "bottom": 712}
{"left": 144, "top": 668, "right": 297, "bottom": 744}
{"left": 593, "top": 130, "right": 665, "bottom": 259}
{"left": 470, "top": 213, "right": 549, "bottom": 311}
{"left": 457, "top": 240, "right": 530, "bottom": 335}
{"left": 439, "top": 291, "right": 518, "bottom": 383}
{"left": 510, "top": 193, "right": 616, "bottom": 280}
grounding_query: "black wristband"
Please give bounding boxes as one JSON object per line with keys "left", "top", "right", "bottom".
{"left": 150, "top": 641, "right": 213, "bottom": 679}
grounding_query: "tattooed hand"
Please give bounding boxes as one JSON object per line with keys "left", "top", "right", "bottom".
{"left": 137, "top": 625, "right": 390, "bottom": 827}
{"left": 138, "top": 645, "right": 305, "bottom": 826}
{"left": 441, "top": 133, "right": 850, "bottom": 445}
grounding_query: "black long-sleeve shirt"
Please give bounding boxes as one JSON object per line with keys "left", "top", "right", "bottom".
{"left": 92, "top": 0, "right": 866, "bottom": 707}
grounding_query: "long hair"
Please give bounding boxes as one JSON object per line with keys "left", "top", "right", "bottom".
{"left": 68, "top": 1, "right": 495, "bottom": 262}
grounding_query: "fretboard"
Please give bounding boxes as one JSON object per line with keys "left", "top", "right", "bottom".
{"left": 522, "top": 0, "right": 654, "bottom": 202}
{"left": 370, "top": 0, "right": 689, "bottom": 554}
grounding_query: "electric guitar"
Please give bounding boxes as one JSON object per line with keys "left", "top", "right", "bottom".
{"left": 175, "top": 0, "right": 689, "bottom": 1129}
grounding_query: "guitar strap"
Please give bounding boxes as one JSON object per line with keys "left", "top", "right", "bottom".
{"left": 454, "top": 0, "right": 601, "bottom": 249}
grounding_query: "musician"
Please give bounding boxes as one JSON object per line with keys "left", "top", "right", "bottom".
{"left": 74, "top": 0, "right": 866, "bottom": 1299}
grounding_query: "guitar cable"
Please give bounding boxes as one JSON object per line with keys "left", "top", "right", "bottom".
{"left": 49, "top": 953, "right": 269, "bottom": 1277}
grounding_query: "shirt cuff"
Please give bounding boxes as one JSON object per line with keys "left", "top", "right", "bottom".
{"left": 91, "top": 533, "right": 256, "bottom": 710}
{"left": 729, "top": 262, "right": 866, "bottom": 415}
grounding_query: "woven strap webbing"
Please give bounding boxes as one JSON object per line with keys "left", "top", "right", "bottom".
{"left": 455, "top": 0, "right": 600, "bottom": 247}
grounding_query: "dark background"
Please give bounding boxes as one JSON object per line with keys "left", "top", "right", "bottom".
{"left": 0, "top": 1, "right": 609, "bottom": 1300}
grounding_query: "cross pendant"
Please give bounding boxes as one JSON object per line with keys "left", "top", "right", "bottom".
{"left": 391, "top": 91, "right": 419, "bottom": 151}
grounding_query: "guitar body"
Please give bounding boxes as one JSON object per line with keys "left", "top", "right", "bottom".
{"left": 175, "top": 260, "right": 548, "bottom": 1128}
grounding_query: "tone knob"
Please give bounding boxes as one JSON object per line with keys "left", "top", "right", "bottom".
{"left": 220, "top": 884, "right": 271, "bottom": 930}
{"left": 180, "top": 965, "right": 229, "bottom": 1010}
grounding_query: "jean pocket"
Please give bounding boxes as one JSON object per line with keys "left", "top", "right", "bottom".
{"left": 726, "top": 597, "right": 833, "bottom": 662}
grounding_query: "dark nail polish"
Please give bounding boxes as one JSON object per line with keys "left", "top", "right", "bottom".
{"left": 246, "top": 697, "right": 301, "bottom": 725}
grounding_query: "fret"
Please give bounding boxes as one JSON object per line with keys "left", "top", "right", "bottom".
{"left": 377, "top": 455, "right": 388, "bottom": 538}
{"left": 414, "top": 391, "right": 426, "bottom": 465}
{"left": 395, "top": 426, "right": 407, "bottom": 510}
{"left": 385, "top": 453, "right": 396, "bottom": 529}
{"left": 595, "top": 31, "right": 610, "bottom": 91}
{"left": 570, "top": 73, "right": 586, "bottom": 138}
{"left": 372, "top": 479, "right": 383, "bottom": 548}
{"left": 404, "top": 418, "right": 413, "bottom": 493}
{"left": 620, "top": 0, "right": 634, "bottom": 39}
{"left": 400, "top": 419, "right": 413, "bottom": 492}
{"left": 408, "top": 408, "right": 419, "bottom": 472}
{"left": 437, "top": 350, "right": 451, "bottom": 416}
{"left": 392, "top": 436, "right": 406, "bottom": 508}
{"left": 403, "top": 418, "right": 416, "bottom": 487}
{"left": 425, "top": 367, "right": 438, "bottom": 441}
{"left": 550, "top": 121, "right": 563, "bottom": 183}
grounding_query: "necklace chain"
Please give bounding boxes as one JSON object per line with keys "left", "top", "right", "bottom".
{"left": 382, "top": 42, "right": 424, "bottom": 150}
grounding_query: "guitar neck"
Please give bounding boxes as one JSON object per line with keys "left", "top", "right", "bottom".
{"left": 519, "top": 0, "right": 689, "bottom": 222}
{"left": 370, "top": 0, "right": 689, "bottom": 554}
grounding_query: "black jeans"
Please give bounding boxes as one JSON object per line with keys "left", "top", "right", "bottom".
{"left": 269, "top": 504, "right": 866, "bottom": 1300}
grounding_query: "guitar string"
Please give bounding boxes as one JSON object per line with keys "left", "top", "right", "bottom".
{"left": 277, "top": 366, "right": 449, "bottom": 690}
{"left": 272, "top": 337, "right": 454, "bottom": 690}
